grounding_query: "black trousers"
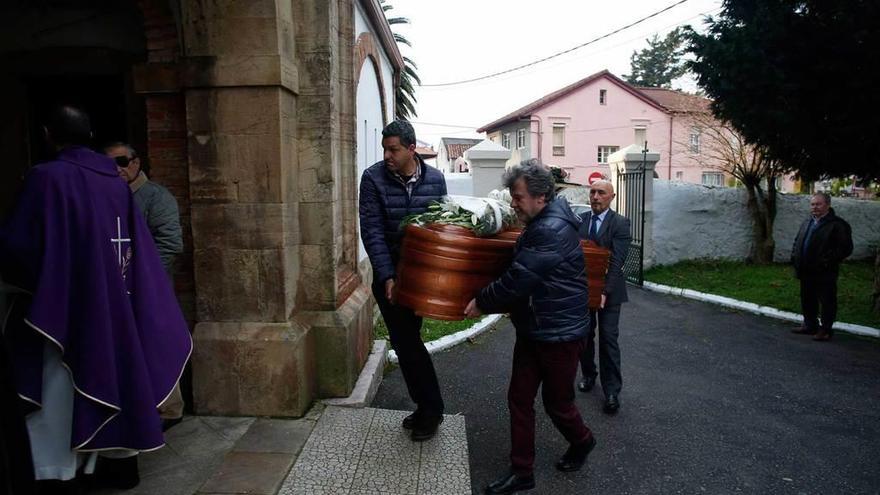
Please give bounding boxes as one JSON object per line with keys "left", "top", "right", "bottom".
{"left": 372, "top": 282, "right": 444, "bottom": 416}
{"left": 800, "top": 274, "right": 838, "bottom": 333}
{"left": 579, "top": 304, "right": 622, "bottom": 397}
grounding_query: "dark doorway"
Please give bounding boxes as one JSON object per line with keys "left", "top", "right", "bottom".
{"left": 0, "top": 72, "right": 145, "bottom": 220}
{"left": 26, "top": 75, "right": 131, "bottom": 165}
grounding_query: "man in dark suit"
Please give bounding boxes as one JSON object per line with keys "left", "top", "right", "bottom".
{"left": 790, "top": 192, "right": 853, "bottom": 342}
{"left": 576, "top": 180, "right": 631, "bottom": 415}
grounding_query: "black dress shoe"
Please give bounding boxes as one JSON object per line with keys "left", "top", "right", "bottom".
{"left": 603, "top": 394, "right": 620, "bottom": 415}
{"left": 84, "top": 455, "right": 140, "bottom": 490}
{"left": 577, "top": 377, "right": 596, "bottom": 393}
{"left": 36, "top": 479, "right": 84, "bottom": 495}
{"left": 485, "top": 471, "right": 535, "bottom": 494}
{"left": 402, "top": 410, "right": 420, "bottom": 430}
{"left": 555, "top": 435, "right": 597, "bottom": 472}
{"left": 411, "top": 414, "right": 443, "bottom": 442}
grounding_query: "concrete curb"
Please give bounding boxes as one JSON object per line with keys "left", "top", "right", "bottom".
{"left": 387, "top": 314, "right": 504, "bottom": 364}
{"left": 323, "top": 339, "right": 388, "bottom": 408}
{"left": 643, "top": 281, "right": 880, "bottom": 338}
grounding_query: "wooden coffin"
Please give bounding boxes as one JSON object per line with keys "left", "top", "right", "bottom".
{"left": 396, "top": 225, "right": 612, "bottom": 321}
{"left": 582, "top": 240, "right": 611, "bottom": 310}
{"left": 396, "top": 224, "right": 518, "bottom": 321}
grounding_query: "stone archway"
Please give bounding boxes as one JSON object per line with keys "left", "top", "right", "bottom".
{"left": 353, "top": 32, "right": 391, "bottom": 281}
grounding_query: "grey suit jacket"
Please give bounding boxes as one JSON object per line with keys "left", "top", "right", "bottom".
{"left": 577, "top": 209, "right": 632, "bottom": 306}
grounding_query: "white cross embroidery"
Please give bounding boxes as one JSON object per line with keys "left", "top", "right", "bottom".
{"left": 110, "top": 216, "right": 131, "bottom": 268}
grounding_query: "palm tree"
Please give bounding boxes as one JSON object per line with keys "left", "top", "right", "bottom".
{"left": 380, "top": 0, "right": 420, "bottom": 120}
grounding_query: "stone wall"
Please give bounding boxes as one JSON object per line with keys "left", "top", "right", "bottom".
{"left": 651, "top": 180, "right": 880, "bottom": 266}
{"left": 135, "top": 0, "right": 195, "bottom": 324}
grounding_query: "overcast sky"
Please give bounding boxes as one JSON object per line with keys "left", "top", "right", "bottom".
{"left": 387, "top": 0, "right": 723, "bottom": 148}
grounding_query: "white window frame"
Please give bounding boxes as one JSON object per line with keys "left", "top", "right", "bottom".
{"left": 516, "top": 128, "right": 527, "bottom": 149}
{"left": 501, "top": 133, "right": 511, "bottom": 149}
{"left": 701, "top": 172, "right": 723, "bottom": 187}
{"left": 675, "top": 171, "right": 684, "bottom": 181}
{"left": 690, "top": 128, "right": 701, "bottom": 153}
{"left": 597, "top": 145, "right": 619, "bottom": 164}
{"left": 599, "top": 89, "right": 607, "bottom": 105}
{"left": 552, "top": 123, "right": 566, "bottom": 156}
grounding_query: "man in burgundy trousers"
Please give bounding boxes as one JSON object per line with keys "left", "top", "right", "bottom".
{"left": 466, "top": 159, "right": 596, "bottom": 494}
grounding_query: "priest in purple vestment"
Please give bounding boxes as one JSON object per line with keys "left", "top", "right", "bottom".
{"left": 0, "top": 105, "right": 192, "bottom": 492}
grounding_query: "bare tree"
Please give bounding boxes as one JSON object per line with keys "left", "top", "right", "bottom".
{"left": 681, "top": 111, "right": 787, "bottom": 264}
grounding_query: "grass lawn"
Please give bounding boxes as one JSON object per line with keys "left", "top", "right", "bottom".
{"left": 373, "top": 316, "right": 483, "bottom": 343}
{"left": 645, "top": 260, "right": 880, "bottom": 328}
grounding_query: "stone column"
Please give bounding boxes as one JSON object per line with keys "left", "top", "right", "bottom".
{"left": 288, "top": 0, "right": 373, "bottom": 400}
{"left": 182, "top": 0, "right": 314, "bottom": 417}
{"left": 464, "top": 140, "right": 512, "bottom": 198}
{"left": 608, "top": 120, "right": 660, "bottom": 269}
{"left": 181, "top": 0, "right": 373, "bottom": 417}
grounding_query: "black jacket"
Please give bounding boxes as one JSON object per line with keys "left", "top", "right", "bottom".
{"left": 790, "top": 208, "right": 853, "bottom": 279}
{"left": 477, "top": 197, "right": 589, "bottom": 342}
{"left": 358, "top": 155, "right": 447, "bottom": 285}
{"left": 578, "top": 208, "right": 631, "bottom": 306}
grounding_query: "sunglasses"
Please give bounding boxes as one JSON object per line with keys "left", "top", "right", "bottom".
{"left": 114, "top": 156, "right": 135, "bottom": 167}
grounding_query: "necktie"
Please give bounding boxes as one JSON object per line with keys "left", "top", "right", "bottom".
{"left": 802, "top": 218, "right": 818, "bottom": 255}
{"left": 589, "top": 215, "right": 599, "bottom": 241}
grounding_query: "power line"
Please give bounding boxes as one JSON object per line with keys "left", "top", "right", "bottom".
{"left": 410, "top": 121, "right": 479, "bottom": 129}
{"left": 421, "top": 0, "right": 692, "bottom": 87}
{"left": 418, "top": 6, "right": 719, "bottom": 93}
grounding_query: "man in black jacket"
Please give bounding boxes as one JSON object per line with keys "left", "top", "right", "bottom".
{"left": 465, "top": 160, "right": 595, "bottom": 495}
{"left": 790, "top": 192, "right": 853, "bottom": 342}
{"left": 577, "top": 180, "right": 631, "bottom": 415}
{"left": 359, "top": 120, "right": 447, "bottom": 441}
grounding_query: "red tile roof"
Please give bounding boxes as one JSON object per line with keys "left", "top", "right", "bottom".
{"left": 416, "top": 146, "right": 438, "bottom": 159}
{"left": 477, "top": 70, "right": 711, "bottom": 133}
{"left": 440, "top": 138, "right": 482, "bottom": 159}
{"left": 477, "top": 70, "right": 666, "bottom": 133}
{"left": 636, "top": 87, "right": 711, "bottom": 113}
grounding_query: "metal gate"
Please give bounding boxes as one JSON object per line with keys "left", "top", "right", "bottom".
{"left": 614, "top": 152, "right": 648, "bottom": 286}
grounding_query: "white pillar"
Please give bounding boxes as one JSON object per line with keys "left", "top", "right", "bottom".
{"left": 608, "top": 121, "right": 661, "bottom": 269}
{"left": 464, "top": 139, "right": 512, "bottom": 198}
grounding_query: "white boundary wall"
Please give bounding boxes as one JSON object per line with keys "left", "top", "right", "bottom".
{"left": 651, "top": 180, "right": 880, "bottom": 266}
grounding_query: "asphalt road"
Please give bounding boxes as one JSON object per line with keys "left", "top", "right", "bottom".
{"left": 372, "top": 287, "right": 880, "bottom": 495}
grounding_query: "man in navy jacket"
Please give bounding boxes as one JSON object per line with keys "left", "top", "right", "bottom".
{"left": 359, "top": 120, "right": 447, "bottom": 441}
{"left": 466, "top": 160, "right": 596, "bottom": 495}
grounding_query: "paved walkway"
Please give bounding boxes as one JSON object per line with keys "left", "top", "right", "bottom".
{"left": 374, "top": 287, "right": 880, "bottom": 494}
{"left": 98, "top": 286, "right": 880, "bottom": 494}
{"left": 95, "top": 414, "right": 315, "bottom": 495}
{"left": 97, "top": 405, "right": 469, "bottom": 495}
{"left": 278, "top": 406, "right": 469, "bottom": 494}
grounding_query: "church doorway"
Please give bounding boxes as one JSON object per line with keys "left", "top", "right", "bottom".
{"left": 0, "top": 1, "right": 147, "bottom": 220}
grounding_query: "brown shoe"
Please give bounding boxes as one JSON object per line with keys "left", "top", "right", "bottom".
{"left": 813, "top": 331, "right": 833, "bottom": 342}
{"left": 791, "top": 326, "right": 817, "bottom": 335}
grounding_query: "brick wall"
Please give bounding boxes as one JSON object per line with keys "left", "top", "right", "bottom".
{"left": 137, "top": 0, "right": 195, "bottom": 324}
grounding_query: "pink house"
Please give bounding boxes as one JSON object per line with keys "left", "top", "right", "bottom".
{"left": 477, "top": 70, "right": 739, "bottom": 188}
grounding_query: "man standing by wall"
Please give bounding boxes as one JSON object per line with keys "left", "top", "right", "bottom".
{"left": 791, "top": 192, "right": 853, "bottom": 342}
{"left": 577, "top": 180, "right": 631, "bottom": 415}
{"left": 465, "top": 160, "right": 595, "bottom": 495}
{"left": 104, "top": 142, "right": 183, "bottom": 275}
{"left": 105, "top": 142, "right": 185, "bottom": 428}
{"left": 359, "top": 120, "right": 448, "bottom": 441}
